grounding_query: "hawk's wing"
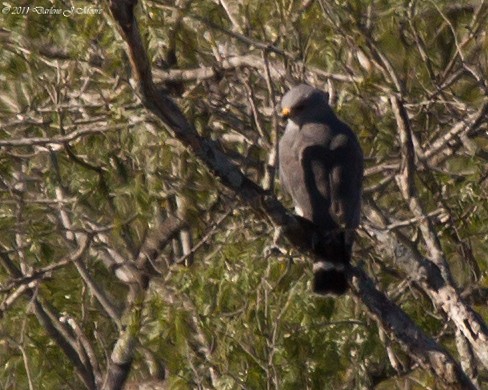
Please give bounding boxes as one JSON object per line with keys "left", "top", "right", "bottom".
{"left": 328, "top": 129, "right": 363, "bottom": 229}
{"left": 300, "top": 122, "right": 363, "bottom": 231}
{"left": 279, "top": 120, "right": 363, "bottom": 229}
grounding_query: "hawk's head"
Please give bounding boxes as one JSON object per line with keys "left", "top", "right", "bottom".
{"left": 280, "top": 84, "right": 330, "bottom": 125}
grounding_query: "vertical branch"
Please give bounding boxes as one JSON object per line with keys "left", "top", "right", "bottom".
{"left": 54, "top": 188, "right": 122, "bottom": 324}
{"left": 391, "top": 95, "right": 451, "bottom": 279}
{"left": 262, "top": 50, "right": 280, "bottom": 192}
{"left": 12, "top": 164, "right": 30, "bottom": 276}
{"left": 103, "top": 284, "right": 145, "bottom": 390}
{"left": 390, "top": 96, "right": 488, "bottom": 369}
{"left": 455, "top": 330, "right": 480, "bottom": 389}
{"left": 102, "top": 213, "right": 188, "bottom": 389}
{"left": 172, "top": 153, "right": 194, "bottom": 266}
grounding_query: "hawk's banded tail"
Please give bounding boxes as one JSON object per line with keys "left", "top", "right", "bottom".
{"left": 312, "top": 230, "right": 351, "bottom": 296}
{"left": 313, "top": 262, "right": 348, "bottom": 295}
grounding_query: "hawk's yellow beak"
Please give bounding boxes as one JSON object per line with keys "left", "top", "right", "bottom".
{"left": 281, "top": 107, "right": 291, "bottom": 118}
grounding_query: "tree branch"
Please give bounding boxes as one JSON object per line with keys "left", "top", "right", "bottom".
{"left": 391, "top": 96, "right": 488, "bottom": 369}
{"left": 0, "top": 249, "right": 97, "bottom": 389}
{"left": 108, "top": 1, "right": 477, "bottom": 387}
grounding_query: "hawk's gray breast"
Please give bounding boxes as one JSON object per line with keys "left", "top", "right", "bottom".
{"left": 279, "top": 84, "right": 363, "bottom": 295}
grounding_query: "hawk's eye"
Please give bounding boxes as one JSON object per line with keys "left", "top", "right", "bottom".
{"left": 294, "top": 104, "right": 305, "bottom": 112}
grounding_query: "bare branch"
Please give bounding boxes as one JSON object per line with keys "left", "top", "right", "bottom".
{"left": 350, "top": 266, "right": 475, "bottom": 389}
{"left": 108, "top": 1, "right": 477, "bottom": 387}
{"left": 0, "top": 124, "right": 132, "bottom": 147}
{"left": 0, "top": 249, "right": 97, "bottom": 389}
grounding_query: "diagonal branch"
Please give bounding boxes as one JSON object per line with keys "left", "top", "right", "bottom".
{"left": 391, "top": 96, "right": 488, "bottom": 369}
{"left": 108, "top": 1, "right": 476, "bottom": 388}
{"left": 0, "top": 248, "right": 98, "bottom": 390}
{"left": 424, "top": 102, "right": 488, "bottom": 164}
{"left": 349, "top": 266, "right": 475, "bottom": 390}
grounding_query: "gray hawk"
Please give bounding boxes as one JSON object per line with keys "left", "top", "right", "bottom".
{"left": 279, "top": 84, "right": 363, "bottom": 295}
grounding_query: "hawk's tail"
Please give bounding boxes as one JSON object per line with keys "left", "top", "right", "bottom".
{"left": 312, "top": 230, "right": 351, "bottom": 296}
{"left": 312, "top": 262, "right": 348, "bottom": 295}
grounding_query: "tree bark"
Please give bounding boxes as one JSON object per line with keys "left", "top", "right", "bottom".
{"left": 107, "top": 1, "right": 478, "bottom": 388}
